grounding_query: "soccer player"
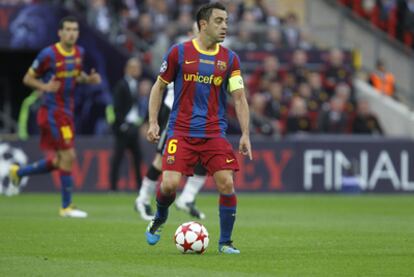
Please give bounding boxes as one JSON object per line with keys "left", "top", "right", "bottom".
{"left": 145, "top": 2, "right": 252, "bottom": 254}
{"left": 9, "top": 16, "right": 101, "bottom": 218}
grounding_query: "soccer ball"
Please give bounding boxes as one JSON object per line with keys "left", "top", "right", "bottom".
{"left": 0, "top": 143, "right": 28, "bottom": 196}
{"left": 174, "top": 221, "right": 209, "bottom": 254}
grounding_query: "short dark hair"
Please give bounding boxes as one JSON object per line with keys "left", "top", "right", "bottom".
{"left": 59, "top": 16, "right": 79, "bottom": 30}
{"left": 196, "top": 2, "right": 226, "bottom": 30}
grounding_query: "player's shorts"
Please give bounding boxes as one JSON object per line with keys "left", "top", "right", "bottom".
{"left": 37, "top": 107, "right": 75, "bottom": 150}
{"left": 156, "top": 104, "right": 171, "bottom": 154}
{"left": 162, "top": 136, "right": 239, "bottom": 176}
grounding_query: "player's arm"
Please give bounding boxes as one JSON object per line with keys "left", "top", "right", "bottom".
{"left": 77, "top": 68, "right": 101, "bottom": 84}
{"left": 232, "top": 88, "right": 252, "bottom": 160}
{"left": 232, "top": 89, "right": 249, "bottom": 135}
{"left": 228, "top": 53, "right": 252, "bottom": 159}
{"left": 23, "top": 70, "right": 60, "bottom": 93}
{"left": 146, "top": 77, "right": 168, "bottom": 143}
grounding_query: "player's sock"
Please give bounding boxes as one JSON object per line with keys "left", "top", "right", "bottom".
{"left": 137, "top": 175, "right": 159, "bottom": 204}
{"left": 17, "top": 158, "right": 55, "bottom": 177}
{"left": 177, "top": 174, "right": 206, "bottom": 204}
{"left": 219, "top": 193, "right": 237, "bottom": 244}
{"left": 137, "top": 165, "right": 161, "bottom": 202}
{"left": 155, "top": 185, "right": 176, "bottom": 220}
{"left": 59, "top": 169, "right": 73, "bottom": 209}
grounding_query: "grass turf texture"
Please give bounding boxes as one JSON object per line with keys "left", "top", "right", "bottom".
{"left": 1, "top": 194, "right": 413, "bottom": 276}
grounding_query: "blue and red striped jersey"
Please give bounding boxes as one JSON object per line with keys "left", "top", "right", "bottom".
{"left": 29, "top": 42, "right": 84, "bottom": 117}
{"left": 159, "top": 39, "right": 242, "bottom": 138}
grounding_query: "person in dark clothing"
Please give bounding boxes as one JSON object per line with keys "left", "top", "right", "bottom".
{"left": 285, "top": 96, "right": 312, "bottom": 135}
{"left": 250, "top": 93, "right": 278, "bottom": 137}
{"left": 352, "top": 99, "right": 383, "bottom": 135}
{"left": 317, "top": 96, "right": 349, "bottom": 134}
{"left": 110, "top": 57, "right": 146, "bottom": 191}
{"left": 285, "top": 49, "right": 310, "bottom": 85}
{"left": 322, "top": 48, "right": 353, "bottom": 97}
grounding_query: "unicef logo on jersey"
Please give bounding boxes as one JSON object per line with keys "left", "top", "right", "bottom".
{"left": 184, "top": 73, "right": 223, "bottom": 86}
{"left": 213, "top": 76, "right": 223, "bottom": 86}
{"left": 160, "top": 61, "right": 168, "bottom": 73}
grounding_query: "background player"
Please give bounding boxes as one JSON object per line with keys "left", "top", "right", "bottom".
{"left": 110, "top": 57, "right": 145, "bottom": 192}
{"left": 9, "top": 16, "right": 101, "bottom": 218}
{"left": 145, "top": 2, "right": 252, "bottom": 254}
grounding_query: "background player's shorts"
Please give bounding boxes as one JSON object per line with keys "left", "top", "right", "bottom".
{"left": 37, "top": 107, "right": 75, "bottom": 150}
{"left": 162, "top": 136, "right": 239, "bottom": 176}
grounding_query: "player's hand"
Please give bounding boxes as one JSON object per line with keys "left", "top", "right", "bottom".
{"left": 147, "top": 122, "right": 160, "bottom": 143}
{"left": 239, "top": 134, "right": 252, "bottom": 160}
{"left": 42, "top": 76, "right": 60, "bottom": 93}
{"left": 87, "top": 68, "right": 101, "bottom": 84}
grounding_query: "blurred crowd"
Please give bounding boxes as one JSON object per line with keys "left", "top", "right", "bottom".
{"left": 5, "top": 0, "right": 386, "bottom": 139}
{"left": 338, "top": 0, "right": 414, "bottom": 49}
{"left": 53, "top": 0, "right": 314, "bottom": 74}
{"left": 243, "top": 48, "right": 383, "bottom": 137}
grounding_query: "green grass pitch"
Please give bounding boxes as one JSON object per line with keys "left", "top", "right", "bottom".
{"left": 1, "top": 193, "right": 414, "bottom": 276}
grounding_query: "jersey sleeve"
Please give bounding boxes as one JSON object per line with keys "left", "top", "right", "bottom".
{"left": 228, "top": 52, "right": 244, "bottom": 93}
{"left": 77, "top": 46, "right": 85, "bottom": 74}
{"left": 29, "top": 48, "right": 52, "bottom": 77}
{"left": 158, "top": 45, "right": 179, "bottom": 84}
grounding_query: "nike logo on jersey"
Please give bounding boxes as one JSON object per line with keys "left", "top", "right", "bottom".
{"left": 226, "top": 159, "right": 235, "bottom": 163}
{"left": 185, "top": 60, "right": 197, "bottom": 64}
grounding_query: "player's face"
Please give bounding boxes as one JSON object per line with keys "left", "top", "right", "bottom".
{"left": 58, "top": 21, "right": 79, "bottom": 47}
{"left": 205, "top": 9, "right": 228, "bottom": 43}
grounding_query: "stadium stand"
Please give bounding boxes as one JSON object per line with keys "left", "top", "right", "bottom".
{"left": 2, "top": 0, "right": 413, "bottom": 139}
{"left": 338, "top": 0, "right": 413, "bottom": 49}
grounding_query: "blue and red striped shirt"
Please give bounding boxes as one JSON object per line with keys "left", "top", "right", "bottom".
{"left": 159, "top": 39, "right": 242, "bottom": 138}
{"left": 29, "top": 42, "right": 84, "bottom": 118}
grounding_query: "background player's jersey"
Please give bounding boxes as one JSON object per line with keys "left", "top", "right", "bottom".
{"left": 29, "top": 42, "right": 84, "bottom": 118}
{"left": 163, "top": 83, "right": 174, "bottom": 109}
{"left": 159, "top": 39, "right": 242, "bottom": 138}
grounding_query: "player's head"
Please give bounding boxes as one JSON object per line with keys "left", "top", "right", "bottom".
{"left": 196, "top": 2, "right": 228, "bottom": 43}
{"left": 58, "top": 16, "right": 79, "bottom": 47}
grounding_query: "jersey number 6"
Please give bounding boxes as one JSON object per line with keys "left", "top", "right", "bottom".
{"left": 167, "top": 139, "right": 178, "bottom": 154}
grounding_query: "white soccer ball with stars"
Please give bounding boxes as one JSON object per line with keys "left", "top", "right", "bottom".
{"left": 174, "top": 221, "right": 209, "bottom": 254}
{"left": 0, "top": 143, "right": 28, "bottom": 196}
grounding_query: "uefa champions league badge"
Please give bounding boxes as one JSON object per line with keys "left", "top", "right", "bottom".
{"left": 160, "top": 61, "right": 167, "bottom": 73}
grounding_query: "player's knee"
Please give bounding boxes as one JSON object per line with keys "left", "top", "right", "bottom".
{"left": 58, "top": 150, "right": 76, "bottom": 170}
{"left": 216, "top": 174, "right": 234, "bottom": 194}
{"left": 161, "top": 172, "right": 181, "bottom": 193}
{"left": 63, "top": 151, "right": 76, "bottom": 163}
{"left": 162, "top": 179, "right": 179, "bottom": 194}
